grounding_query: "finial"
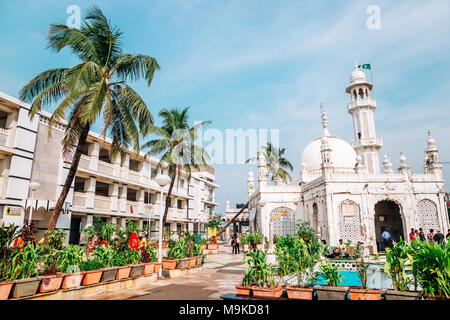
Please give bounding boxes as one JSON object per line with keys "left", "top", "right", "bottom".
{"left": 354, "top": 61, "right": 359, "bottom": 70}
{"left": 320, "top": 103, "right": 330, "bottom": 136}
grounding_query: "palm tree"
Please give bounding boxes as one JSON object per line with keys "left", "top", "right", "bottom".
{"left": 19, "top": 6, "right": 160, "bottom": 232}
{"left": 142, "top": 107, "right": 211, "bottom": 224}
{"left": 246, "top": 142, "right": 293, "bottom": 184}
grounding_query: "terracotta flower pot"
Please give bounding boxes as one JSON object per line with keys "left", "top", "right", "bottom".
{"left": 162, "top": 259, "right": 177, "bottom": 270}
{"left": 61, "top": 272, "right": 83, "bottom": 290}
{"left": 100, "top": 267, "right": 119, "bottom": 283}
{"left": 154, "top": 262, "right": 162, "bottom": 273}
{"left": 235, "top": 285, "right": 252, "bottom": 296}
{"left": 115, "top": 266, "right": 132, "bottom": 280}
{"left": 314, "top": 285, "right": 349, "bottom": 300}
{"left": 143, "top": 262, "right": 155, "bottom": 275}
{"left": 384, "top": 289, "right": 421, "bottom": 300}
{"left": 200, "top": 245, "right": 207, "bottom": 250}
{"left": 81, "top": 269, "right": 103, "bottom": 286}
{"left": 176, "top": 258, "right": 190, "bottom": 270}
{"left": 188, "top": 257, "right": 197, "bottom": 268}
{"left": 208, "top": 244, "right": 218, "bottom": 250}
{"left": 286, "top": 286, "right": 314, "bottom": 300}
{"left": 38, "top": 274, "right": 64, "bottom": 293}
{"left": 423, "top": 294, "right": 450, "bottom": 300}
{"left": 11, "top": 277, "right": 41, "bottom": 298}
{"left": 349, "top": 288, "right": 381, "bottom": 300}
{"left": 0, "top": 280, "right": 14, "bottom": 300}
{"left": 129, "top": 263, "right": 145, "bottom": 278}
{"left": 195, "top": 255, "right": 203, "bottom": 266}
{"left": 251, "top": 286, "right": 282, "bottom": 299}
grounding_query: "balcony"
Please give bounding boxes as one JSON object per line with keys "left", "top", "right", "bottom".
{"left": 98, "top": 160, "right": 114, "bottom": 175}
{"left": 351, "top": 137, "right": 383, "bottom": 148}
{"left": 0, "top": 128, "right": 9, "bottom": 146}
{"left": 128, "top": 170, "right": 141, "bottom": 182}
{"left": 94, "top": 195, "right": 112, "bottom": 211}
{"left": 347, "top": 98, "right": 376, "bottom": 111}
{"left": 73, "top": 192, "right": 87, "bottom": 207}
{"left": 126, "top": 200, "right": 139, "bottom": 215}
{"left": 79, "top": 154, "right": 91, "bottom": 170}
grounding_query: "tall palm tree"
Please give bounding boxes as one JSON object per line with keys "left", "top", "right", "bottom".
{"left": 19, "top": 6, "right": 160, "bottom": 232}
{"left": 246, "top": 142, "right": 293, "bottom": 184}
{"left": 142, "top": 107, "right": 211, "bottom": 224}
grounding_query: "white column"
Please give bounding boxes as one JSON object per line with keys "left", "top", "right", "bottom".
{"left": 85, "top": 177, "right": 96, "bottom": 209}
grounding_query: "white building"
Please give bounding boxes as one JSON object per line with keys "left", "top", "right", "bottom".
{"left": 247, "top": 64, "right": 449, "bottom": 252}
{"left": 0, "top": 91, "right": 219, "bottom": 243}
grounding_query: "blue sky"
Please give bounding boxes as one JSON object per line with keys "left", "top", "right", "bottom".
{"left": 1, "top": 0, "right": 450, "bottom": 212}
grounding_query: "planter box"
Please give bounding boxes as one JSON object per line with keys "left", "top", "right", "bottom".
{"left": 101, "top": 267, "right": 119, "bottom": 283}
{"left": 188, "top": 257, "right": 197, "bottom": 268}
{"left": 200, "top": 245, "right": 207, "bottom": 250}
{"left": 176, "top": 258, "right": 190, "bottom": 270}
{"left": 195, "top": 255, "right": 203, "bottom": 266}
{"left": 0, "top": 280, "right": 14, "bottom": 300}
{"left": 130, "top": 263, "right": 145, "bottom": 278}
{"left": 154, "top": 262, "right": 162, "bottom": 273}
{"left": 314, "top": 285, "right": 349, "bottom": 300}
{"left": 384, "top": 289, "right": 421, "bottom": 300}
{"left": 142, "top": 263, "right": 155, "bottom": 275}
{"left": 349, "top": 288, "right": 381, "bottom": 300}
{"left": 81, "top": 269, "right": 103, "bottom": 286}
{"left": 11, "top": 277, "right": 40, "bottom": 298}
{"left": 61, "top": 272, "right": 83, "bottom": 290}
{"left": 423, "top": 294, "right": 450, "bottom": 300}
{"left": 286, "top": 286, "right": 314, "bottom": 300}
{"left": 116, "top": 266, "right": 132, "bottom": 280}
{"left": 251, "top": 286, "right": 282, "bottom": 299}
{"left": 38, "top": 274, "right": 64, "bottom": 293}
{"left": 208, "top": 244, "right": 218, "bottom": 250}
{"left": 162, "top": 259, "right": 177, "bottom": 270}
{"left": 235, "top": 285, "right": 252, "bottom": 296}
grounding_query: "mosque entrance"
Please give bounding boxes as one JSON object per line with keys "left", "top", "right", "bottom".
{"left": 374, "top": 200, "right": 405, "bottom": 251}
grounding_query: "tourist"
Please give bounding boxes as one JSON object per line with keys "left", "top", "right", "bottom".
{"left": 419, "top": 228, "right": 426, "bottom": 242}
{"left": 433, "top": 229, "right": 444, "bottom": 246}
{"left": 427, "top": 229, "right": 435, "bottom": 242}
{"left": 336, "top": 239, "right": 346, "bottom": 253}
{"left": 382, "top": 230, "right": 392, "bottom": 250}
{"left": 236, "top": 233, "right": 241, "bottom": 254}
{"left": 409, "top": 228, "right": 416, "bottom": 242}
{"left": 414, "top": 229, "right": 419, "bottom": 241}
{"left": 446, "top": 229, "right": 450, "bottom": 242}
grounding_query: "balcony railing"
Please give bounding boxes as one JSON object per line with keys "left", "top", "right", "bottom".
{"left": 347, "top": 98, "right": 376, "bottom": 110}
{"left": 98, "top": 161, "right": 114, "bottom": 175}
{"left": 79, "top": 154, "right": 91, "bottom": 170}
{"left": 73, "top": 192, "right": 87, "bottom": 207}
{"left": 94, "top": 195, "right": 112, "bottom": 210}
{"left": 128, "top": 170, "right": 141, "bottom": 182}
{"left": 351, "top": 137, "right": 383, "bottom": 148}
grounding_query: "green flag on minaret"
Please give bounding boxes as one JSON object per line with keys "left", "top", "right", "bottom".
{"left": 358, "top": 64, "right": 371, "bottom": 70}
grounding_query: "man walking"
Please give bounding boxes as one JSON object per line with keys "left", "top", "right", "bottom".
{"left": 382, "top": 230, "right": 392, "bottom": 250}
{"left": 446, "top": 229, "right": 450, "bottom": 243}
{"left": 433, "top": 229, "right": 444, "bottom": 246}
{"left": 427, "top": 229, "right": 435, "bottom": 242}
{"left": 419, "top": 228, "right": 426, "bottom": 242}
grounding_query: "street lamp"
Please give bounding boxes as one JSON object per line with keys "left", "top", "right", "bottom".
{"left": 28, "top": 181, "right": 40, "bottom": 223}
{"left": 155, "top": 173, "right": 171, "bottom": 277}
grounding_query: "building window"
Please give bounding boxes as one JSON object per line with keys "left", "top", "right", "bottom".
{"left": 177, "top": 200, "right": 184, "bottom": 209}
{"left": 127, "top": 188, "right": 137, "bottom": 202}
{"left": 79, "top": 142, "right": 90, "bottom": 156}
{"left": 129, "top": 159, "right": 141, "bottom": 172}
{"left": 99, "top": 148, "right": 111, "bottom": 163}
{"left": 144, "top": 192, "right": 150, "bottom": 204}
{"left": 151, "top": 167, "right": 157, "bottom": 178}
{"left": 179, "top": 179, "right": 185, "bottom": 188}
{"left": 95, "top": 181, "right": 110, "bottom": 197}
{"left": 74, "top": 177, "right": 86, "bottom": 193}
{"left": 208, "top": 189, "right": 213, "bottom": 201}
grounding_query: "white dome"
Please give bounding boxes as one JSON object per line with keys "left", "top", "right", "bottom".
{"left": 350, "top": 69, "right": 366, "bottom": 83}
{"left": 300, "top": 136, "right": 357, "bottom": 181}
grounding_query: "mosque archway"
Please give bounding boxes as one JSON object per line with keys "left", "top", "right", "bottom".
{"left": 312, "top": 203, "right": 319, "bottom": 233}
{"left": 270, "top": 207, "right": 296, "bottom": 237}
{"left": 374, "top": 200, "right": 405, "bottom": 251}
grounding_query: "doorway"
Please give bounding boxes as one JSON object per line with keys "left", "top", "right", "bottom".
{"left": 374, "top": 200, "right": 405, "bottom": 251}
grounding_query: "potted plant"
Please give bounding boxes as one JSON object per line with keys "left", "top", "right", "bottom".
{"left": 236, "top": 270, "right": 253, "bottom": 296}
{"left": 192, "top": 244, "right": 203, "bottom": 267}
{"left": 93, "top": 245, "right": 119, "bottom": 283}
{"left": 141, "top": 245, "right": 157, "bottom": 275}
{"left": 245, "top": 250, "right": 282, "bottom": 299}
{"left": 314, "top": 262, "right": 348, "bottom": 300}
{"left": 0, "top": 223, "right": 20, "bottom": 300}
{"left": 9, "top": 243, "right": 43, "bottom": 298}
{"left": 166, "top": 238, "right": 189, "bottom": 269}
{"left": 348, "top": 242, "right": 381, "bottom": 300}
{"left": 38, "top": 247, "right": 64, "bottom": 294}
{"left": 80, "top": 259, "right": 104, "bottom": 286}
{"left": 199, "top": 237, "right": 207, "bottom": 251}
{"left": 59, "top": 244, "right": 84, "bottom": 290}
{"left": 240, "top": 234, "right": 250, "bottom": 252}
{"left": 382, "top": 239, "right": 420, "bottom": 300}
{"left": 128, "top": 249, "right": 145, "bottom": 278}
{"left": 412, "top": 240, "right": 449, "bottom": 300}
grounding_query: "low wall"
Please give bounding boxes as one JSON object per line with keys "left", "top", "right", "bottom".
{"left": 162, "top": 266, "right": 203, "bottom": 278}
{"left": 22, "top": 274, "right": 158, "bottom": 300}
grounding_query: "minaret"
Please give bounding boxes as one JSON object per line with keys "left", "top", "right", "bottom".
{"left": 424, "top": 130, "right": 443, "bottom": 178}
{"left": 382, "top": 155, "right": 394, "bottom": 174}
{"left": 247, "top": 170, "right": 255, "bottom": 197}
{"left": 346, "top": 62, "right": 382, "bottom": 174}
{"left": 257, "top": 152, "right": 268, "bottom": 187}
{"left": 398, "top": 150, "right": 411, "bottom": 176}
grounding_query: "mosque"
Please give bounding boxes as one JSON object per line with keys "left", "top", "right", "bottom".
{"left": 246, "top": 63, "right": 449, "bottom": 252}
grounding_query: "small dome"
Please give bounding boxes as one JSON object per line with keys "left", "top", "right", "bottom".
{"left": 350, "top": 69, "right": 366, "bottom": 84}
{"left": 300, "top": 136, "right": 357, "bottom": 182}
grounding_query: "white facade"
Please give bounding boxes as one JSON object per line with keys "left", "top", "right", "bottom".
{"left": 0, "top": 91, "right": 219, "bottom": 242}
{"left": 248, "top": 64, "right": 449, "bottom": 252}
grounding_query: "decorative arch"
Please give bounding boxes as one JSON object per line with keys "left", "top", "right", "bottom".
{"left": 416, "top": 199, "right": 439, "bottom": 232}
{"left": 270, "top": 206, "right": 296, "bottom": 236}
{"left": 338, "top": 199, "right": 362, "bottom": 242}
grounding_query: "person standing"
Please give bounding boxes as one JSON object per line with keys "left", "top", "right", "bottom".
{"left": 433, "top": 229, "right": 444, "bottom": 246}
{"left": 236, "top": 233, "right": 240, "bottom": 254}
{"left": 409, "top": 228, "right": 416, "bottom": 242}
{"left": 446, "top": 229, "right": 450, "bottom": 243}
{"left": 382, "top": 230, "right": 392, "bottom": 250}
{"left": 427, "top": 229, "right": 435, "bottom": 242}
{"left": 419, "top": 228, "right": 426, "bottom": 242}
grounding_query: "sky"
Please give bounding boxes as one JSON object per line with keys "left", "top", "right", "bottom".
{"left": 1, "top": 0, "right": 450, "bottom": 213}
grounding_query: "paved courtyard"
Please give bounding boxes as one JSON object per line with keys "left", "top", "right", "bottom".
{"left": 89, "top": 245, "right": 246, "bottom": 300}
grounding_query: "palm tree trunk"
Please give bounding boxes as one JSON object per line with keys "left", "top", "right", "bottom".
{"left": 162, "top": 165, "right": 176, "bottom": 225}
{"left": 47, "top": 124, "right": 90, "bottom": 232}
{"left": 216, "top": 201, "right": 249, "bottom": 237}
